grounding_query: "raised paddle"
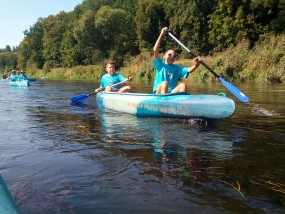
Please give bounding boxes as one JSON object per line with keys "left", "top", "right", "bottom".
{"left": 168, "top": 32, "right": 249, "bottom": 103}
{"left": 70, "top": 80, "right": 128, "bottom": 103}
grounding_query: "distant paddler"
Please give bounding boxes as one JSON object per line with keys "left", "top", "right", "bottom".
{"left": 9, "top": 70, "right": 18, "bottom": 81}
{"left": 18, "top": 70, "right": 28, "bottom": 81}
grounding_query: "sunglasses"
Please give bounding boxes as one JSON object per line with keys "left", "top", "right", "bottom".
{"left": 167, "top": 53, "right": 177, "bottom": 58}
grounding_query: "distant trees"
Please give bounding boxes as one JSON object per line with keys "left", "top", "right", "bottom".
{"left": 0, "top": 46, "right": 18, "bottom": 73}
{"left": 0, "top": 52, "right": 17, "bottom": 68}
{"left": 0, "top": 45, "right": 17, "bottom": 53}
{"left": 18, "top": 18, "right": 44, "bottom": 69}
{"left": 1, "top": 0, "right": 284, "bottom": 71}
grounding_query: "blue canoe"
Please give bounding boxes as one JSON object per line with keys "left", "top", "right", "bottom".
{"left": 96, "top": 92, "right": 235, "bottom": 120}
{"left": 0, "top": 175, "right": 21, "bottom": 213}
{"left": 28, "top": 78, "right": 36, "bottom": 82}
{"left": 8, "top": 80, "right": 30, "bottom": 87}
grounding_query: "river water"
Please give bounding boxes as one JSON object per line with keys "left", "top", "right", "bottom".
{"left": 0, "top": 79, "right": 284, "bottom": 213}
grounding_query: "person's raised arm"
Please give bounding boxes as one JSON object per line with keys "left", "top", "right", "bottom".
{"left": 153, "top": 27, "right": 168, "bottom": 60}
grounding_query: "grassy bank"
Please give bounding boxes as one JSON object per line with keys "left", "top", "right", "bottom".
{"left": 28, "top": 34, "right": 285, "bottom": 84}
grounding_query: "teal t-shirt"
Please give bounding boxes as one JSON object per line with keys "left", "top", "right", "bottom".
{"left": 10, "top": 74, "right": 18, "bottom": 81}
{"left": 152, "top": 57, "right": 189, "bottom": 93}
{"left": 100, "top": 73, "right": 127, "bottom": 90}
{"left": 18, "top": 74, "right": 28, "bottom": 80}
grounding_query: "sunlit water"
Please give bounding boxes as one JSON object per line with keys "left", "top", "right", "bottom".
{"left": 0, "top": 80, "right": 284, "bottom": 213}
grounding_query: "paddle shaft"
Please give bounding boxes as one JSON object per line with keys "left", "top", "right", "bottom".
{"left": 70, "top": 79, "right": 129, "bottom": 103}
{"left": 168, "top": 32, "right": 219, "bottom": 78}
{"left": 95, "top": 79, "right": 128, "bottom": 94}
{"left": 168, "top": 32, "right": 249, "bottom": 103}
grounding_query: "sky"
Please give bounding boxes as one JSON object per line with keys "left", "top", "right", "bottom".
{"left": 0, "top": 0, "right": 83, "bottom": 49}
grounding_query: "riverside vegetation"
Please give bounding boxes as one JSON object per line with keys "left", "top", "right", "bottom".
{"left": 0, "top": 0, "right": 284, "bottom": 84}
{"left": 24, "top": 34, "right": 285, "bottom": 84}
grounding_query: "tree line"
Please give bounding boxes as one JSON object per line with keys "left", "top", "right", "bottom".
{"left": 1, "top": 0, "right": 284, "bottom": 73}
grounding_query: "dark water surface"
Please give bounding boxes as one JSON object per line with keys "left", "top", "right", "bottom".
{"left": 0, "top": 80, "right": 284, "bottom": 213}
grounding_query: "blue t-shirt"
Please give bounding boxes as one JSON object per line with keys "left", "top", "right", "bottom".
{"left": 100, "top": 73, "right": 127, "bottom": 90}
{"left": 18, "top": 74, "right": 28, "bottom": 80}
{"left": 152, "top": 57, "right": 189, "bottom": 93}
{"left": 10, "top": 74, "right": 18, "bottom": 81}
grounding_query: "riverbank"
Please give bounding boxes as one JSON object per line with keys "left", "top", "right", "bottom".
{"left": 29, "top": 34, "right": 284, "bottom": 84}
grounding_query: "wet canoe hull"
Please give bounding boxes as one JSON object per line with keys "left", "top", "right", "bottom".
{"left": 8, "top": 80, "right": 30, "bottom": 87}
{"left": 0, "top": 175, "right": 20, "bottom": 213}
{"left": 96, "top": 92, "right": 235, "bottom": 120}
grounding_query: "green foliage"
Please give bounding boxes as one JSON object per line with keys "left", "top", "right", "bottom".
{"left": 42, "top": 13, "right": 68, "bottom": 68}
{"left": 73, "top": 9, "right": 103, "bottom": 65}
{"left": 208, "top": 0, "right": 285, "bottom": 51}
{"left": 0, "top": 52, "right": 18, "bottom": 72}
{"left": 0, "top": 0, "right": 282, "bottom": 83}
{"left": 18, "top": 18, "right": 45, "bottom": 69}
{"left": 120, "top": 51, "right": 153, "bottom": 80}
{"left": 165, "top": 0, "right": 215, "bottom": 55}
{"left": 135, "top": 0, "right": 166, "bottom": 51}
{"left": 95, "top": 5, "right": 136, "bottom": 66}
{"left": 28, "top": 33, "right": 285, "bottom": 84}
{"left": 244, "top": 34, "right": 285, "bottom": 83}
{"left": 205, "top": 33, "right": 285, "bottom": 83}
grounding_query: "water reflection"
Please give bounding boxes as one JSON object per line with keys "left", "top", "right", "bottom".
{"left": 1, "top": 80, "right": 284, "bottom": 213}
{"left": 97, "top": 110, "right": 235, "bottom": 183}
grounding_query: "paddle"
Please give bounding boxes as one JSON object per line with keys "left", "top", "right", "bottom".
{"left": 70, "top": 80, "right": 128, "bottom": 103}
{"left": 168, "top": 32, "right": 249, "bottom": 103}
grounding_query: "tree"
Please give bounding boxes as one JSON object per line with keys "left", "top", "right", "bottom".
{"left": 95, "top": 5, "right": 137, "bottom": 66}
{"left": 73, "top": 10, "right": 104, "bottom": 65}
{"left": 18, "top": 18, "right": 44, "bottom": 69}
{"left": 42, "top": 12, "right": 67, "bottom": 68}
{"left": 208, "top": 0, "right": 284, "bottom": 51}
{"left": 5, "top": 45, "right": 11, "bottom": 52}
{"left": 135, "top": 0, "right": 166, "bottom": 52}
{"left": 0, "top": 52, "right": 17, "bottom": 70}
{"left": 164, "top": 0, "right": 215, "bottom": 55}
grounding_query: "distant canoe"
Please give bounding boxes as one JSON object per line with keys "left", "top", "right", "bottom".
{"left": 28, "top": 78, "right": 36, "bottom": 82}
{"left": 8, "top": 80, "right": 30, "bottom": 87}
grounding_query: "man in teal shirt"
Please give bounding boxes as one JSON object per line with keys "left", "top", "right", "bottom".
{"left": 18, "top": 70, "right": 28, "bottom": 81}
{"left": 152, "top": 27, "right": 202, "bottom": 94}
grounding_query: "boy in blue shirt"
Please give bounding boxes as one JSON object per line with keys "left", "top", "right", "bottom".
{"left": 95, "top": 61, "right": 132, "bottom": 93}
{"left": 9, "top": 70, "right": 18, "bottom": 81}
{"left": 152, "top": 27, "right": 202, "bottom": 94}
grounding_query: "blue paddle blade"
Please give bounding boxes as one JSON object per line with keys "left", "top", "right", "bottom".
{"left": 70, "top": 94, "right": 89, "bottom": 103}
{"left": 168, "top": 32, "right": 250, "bottom": 104}
{"left": 219, "top": 77, "right": 249, "bottom": 103}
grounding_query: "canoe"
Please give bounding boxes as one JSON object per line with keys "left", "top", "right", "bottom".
{"left": 28, "top": 78, "right": 36, "bottom": 82}
{"left": 96, "top": 92, "right": 235, "bottom": 120}
{"left": 0, "top": 175, "right": 21, "bottom": 213}
{"left": 8, "top": 80, "right": 30, "bottom": 87}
